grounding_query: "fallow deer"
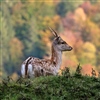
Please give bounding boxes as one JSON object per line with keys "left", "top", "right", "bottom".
{"left": 21, "top": 27, "right": 73, "bottom": 78}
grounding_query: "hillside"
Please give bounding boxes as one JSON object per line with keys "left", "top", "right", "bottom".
{"left": 0, "top": 69, "right": 100, "bottom": 100}
{"left": 1, "top": 0, "right": 100, "bottom": 78}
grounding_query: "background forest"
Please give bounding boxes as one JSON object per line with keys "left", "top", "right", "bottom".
{"left": 0, "top": 0, "right": 100, "bottom": 80}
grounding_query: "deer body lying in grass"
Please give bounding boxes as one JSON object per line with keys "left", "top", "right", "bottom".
{"left": 21, "top": 27, "right": 73, "bottom": 78}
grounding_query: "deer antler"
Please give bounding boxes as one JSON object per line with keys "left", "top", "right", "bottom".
{"left": 48, "top": 26, "right": 58, "bottom": 37}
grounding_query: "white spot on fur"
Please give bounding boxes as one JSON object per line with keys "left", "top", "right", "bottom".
{"left": 28, "top": 64, "right": 34, "bottom": 78}
{"left": 21, "top": 64, "right": 25, "bottom": 78}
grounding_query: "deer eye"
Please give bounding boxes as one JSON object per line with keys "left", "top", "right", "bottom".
{"left": 61, "top": 42, "right": 66, "bottom": 44}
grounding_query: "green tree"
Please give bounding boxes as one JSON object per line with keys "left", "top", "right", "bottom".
{"left": 1, "top": 2, "right": 16, "bottom": 74}
{"left": 0, "top": 1, "right": 24, "bottom": 75}
{"left": 56, "top": 0, "right": 84, "bottom": 17}
{"left": 12, "top": 1, "right": 56, "bottom": 58}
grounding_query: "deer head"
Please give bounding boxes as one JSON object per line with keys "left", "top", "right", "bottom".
{"left": 48, "top": 27, "right": 73, "bottom": 52}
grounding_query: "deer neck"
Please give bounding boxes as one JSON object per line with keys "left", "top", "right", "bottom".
{"left": 51, "top": 45, "right": 62, "bottom": 72}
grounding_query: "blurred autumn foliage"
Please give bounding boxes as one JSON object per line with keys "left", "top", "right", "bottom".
{"left": 0, "top": 0, "right": 100, "bottom": 79}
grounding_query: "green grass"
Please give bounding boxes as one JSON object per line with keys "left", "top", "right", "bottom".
{"left": 0, "top": 68, "right": 100, "bottom": 100}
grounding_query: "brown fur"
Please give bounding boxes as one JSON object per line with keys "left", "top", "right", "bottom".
{"left": 21, "top": 27, "right": 72, "bottom": 78}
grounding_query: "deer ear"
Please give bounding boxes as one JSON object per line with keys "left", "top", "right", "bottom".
{"left": 54, "top": 36, "right": 60, "bottom": 44}
{"left": 56, "top": 36, "right": 60, "bottom": 41}
{"left": 48, "top": 26, "right": 58, "bottom": 37}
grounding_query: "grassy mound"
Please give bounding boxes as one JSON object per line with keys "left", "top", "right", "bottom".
{"left": 0, "top": 68, "right": 100, "bottom": 100}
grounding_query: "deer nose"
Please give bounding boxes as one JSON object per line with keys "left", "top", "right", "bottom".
{"left": 69, "top": 46, "right": 73, "bottom": 50}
